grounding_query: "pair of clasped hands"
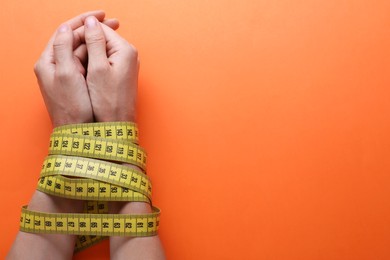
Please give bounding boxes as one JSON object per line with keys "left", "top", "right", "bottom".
{"left": 37, "top": 10, "right": 138, "bottom": 127}
{"left": 7, "top": 11, "right": 165, "bottom": 260}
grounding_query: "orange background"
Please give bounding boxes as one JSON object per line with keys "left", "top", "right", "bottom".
{"left": 1, "top": 1, "right": 390, "bottom": 259}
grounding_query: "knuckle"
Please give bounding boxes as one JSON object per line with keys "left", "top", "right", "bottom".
{"left": 53, "top": 34, "right": 71, "bottom": 52}
{"left": 122, "top": 43, "right": 138, "bottom": 60}
{"left": 86, "top": 33, "right": 105, "bottom": 45}
{"left": 129, "top": 44, "right": 139, "bottom": 57}
{"left": 53, "top": 41, "right": 67, "bottom": 52}
{"left": 73, "top": 30, "right": 82, "bottom": 44}
{"left": 33, "top": 61, "right": 42, "bottom": 75}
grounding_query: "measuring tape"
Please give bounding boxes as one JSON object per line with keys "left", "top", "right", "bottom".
{"left": 53, "top": 121, "right": 139, "bottom": 143}
{"left": 38, "top": 155, "right": 152, "bottom": 201}
{"left": 19, "top": 122, "right": 160, "bottom": 252}
{"left": 20, "top": 206, "right": 160, "bottom": 236}
{"left": 48, "top": 134, "right": 147, "bottom": 170}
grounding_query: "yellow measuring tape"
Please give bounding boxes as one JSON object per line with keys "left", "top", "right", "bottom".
{"left": 19, "top": 122, "right": 160, "bottom": 252}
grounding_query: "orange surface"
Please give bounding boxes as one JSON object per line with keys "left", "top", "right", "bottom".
{"left": 1, "top": 1, "right": 390, "bottom": 259}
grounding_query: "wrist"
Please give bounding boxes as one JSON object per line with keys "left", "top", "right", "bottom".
{"left": 27, "top": 190, "right": 84, "bottom": 213}
{"left": 96, "top": 113, "right": 136, "bottom": 123}
{"left": 52, "top": 118, "right": 93, "bottom": 128}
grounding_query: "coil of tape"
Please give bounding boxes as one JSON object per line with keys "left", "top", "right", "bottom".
{"left": 39, "top": 155, "right": 152, "bottom": 201}
{"left": 37, "top": 175, "right": 151, "bottom": 202}
{"left": 49, "top": 134, "right": 147, "bottom": 171}
{"left": 53, "top": 121, "right": 139, "bottom": 143}
{"left": 20, "top": 206, "right": 160, "bottom": 236}
{"left": 18, "top": 122, "right": 160, "bottom": 253}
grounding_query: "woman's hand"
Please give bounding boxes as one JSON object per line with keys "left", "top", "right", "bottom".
{"left": 34, "top": 11, "right": 120, "bottom": 127}
{"left": 83, "top": 16, "right": 139, "bottom": 122}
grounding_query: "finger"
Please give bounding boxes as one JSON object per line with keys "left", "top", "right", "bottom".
{"left": 103, "top": 18, "right": 120, "bottom": 30}
{"left": 72, "top": 18, "right": 119, "bottom": 49}
{"left": 100, "top": 22, "right": 126, "bottom": 42}
{"left": 67, "top": 10, "right": 106, "bottom": 30}
{"left": 74, "top": 55, "right": 87, "bottom": 76}
{"left": 98, "top": 22, "right": 128, "bottom": 57}
{"left": 72, "top": 19, "right": 118, "bottom": 70}
{"left": 53, "top": 24, "right": 74, "bottom": 66}
{"left": 74, "top": 44, "right": 88, "bottom": 66}
{"left": 84, "top": 16, "right": 109, "bottom": 66}
{"left": 42, "top": 10, "right": 106, "bottom": 57}
{"left": 100, "top": 23, "right": 138, "bottom": 62}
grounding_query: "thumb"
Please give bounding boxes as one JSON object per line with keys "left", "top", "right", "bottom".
{"left": 53, "top": 24, "right": 75, "bottom": 67}
{"left": 84, "top": 16, "right": 109, "bottom": 68}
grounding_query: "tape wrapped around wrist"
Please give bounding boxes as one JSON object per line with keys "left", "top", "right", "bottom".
{"left": 19, "top": 122, "right": 160, "bottom": 253}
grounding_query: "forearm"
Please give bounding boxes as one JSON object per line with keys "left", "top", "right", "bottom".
{"left": 7, "top": 191, "right": 84, "bottom": 260}
{"left": 8, "top": 11, "right": 166, "bottom": 259}
{"left": 108, "top": 164, "right": 166, "bottom": 260}
{"left": 109, "top": 202, "right": 165, "bottom": 260}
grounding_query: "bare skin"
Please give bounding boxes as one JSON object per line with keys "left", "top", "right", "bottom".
{"left": 7, "top": 12, "right": 165, "bottom": 260}
{"left": 83, "top": 16, "right": 165, "bottom": 260}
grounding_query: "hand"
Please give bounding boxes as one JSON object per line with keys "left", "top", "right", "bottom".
{"left": 34, "top": 11, "right": 120, "bottom": 127}
{"left": 83, "top": 16, "right": 139, "bottom": 122}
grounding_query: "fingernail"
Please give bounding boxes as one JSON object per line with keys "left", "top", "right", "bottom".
{"left": 86, "top": 16, "right": 97, "bottom": 28}
{"left": 58, "top": 24, "right": 69, "bottom": 33}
